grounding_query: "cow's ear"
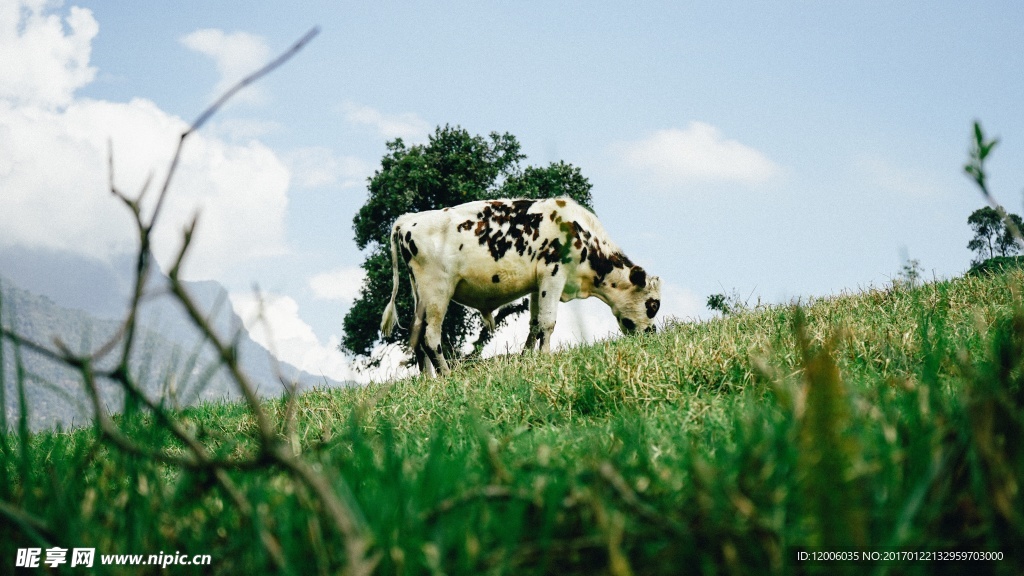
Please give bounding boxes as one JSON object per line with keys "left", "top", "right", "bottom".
{"left": 629, "top": 266, "right": 647, "bottom": 289}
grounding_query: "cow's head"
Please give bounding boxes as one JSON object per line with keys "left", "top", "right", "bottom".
{"left": 608, "top": 266, "right": 662, "bottom": 335}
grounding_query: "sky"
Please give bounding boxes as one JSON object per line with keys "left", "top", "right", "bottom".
{"left": 2, "top": 1, "right": 1023, "bottom": 383}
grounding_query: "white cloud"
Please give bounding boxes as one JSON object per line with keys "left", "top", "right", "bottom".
{"left": 180, "top": 28, "right": 271, "bottom": 105}
{"left": 340, "top": 101, "right": 430, "bottom": 142}
{"left": 0, "top": 97, "right": 291, "bottom": 280}
{"left": 230, "top": 291, "right": 410, "bottom": 385}
{"left": 0, "top": 1, "right": 97, "bottom": 109}
{"left": 659, "top": 282, "right": 706, "bottom": 322}
{"left": 286, "top": 147, "right": 374, "bottom": 190}
{"left": 0, "top": 3, "right": 290, "bottom": 281}
{"left": 481, "top": 298, "right": 622, "bottom": 358}
{"left": 365, "top": 343, "right": 418, "bottom": 383}
{"left": 309, "top": 266, "right": 366, "bottom": 302}
{"left": 614, "top": 122, "right": 781, "bottom": 187}
{"left": 230, "top": 292, "right": 358, "bottom": 383}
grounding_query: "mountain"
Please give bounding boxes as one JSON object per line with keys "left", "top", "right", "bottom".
{"left": 0, "top": 245, "right": 132, "bottom": 320}
{"left": 0, "top": 247, "right": 351, "bottom": 431}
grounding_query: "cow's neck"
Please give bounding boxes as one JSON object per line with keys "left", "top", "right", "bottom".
{"left": 584, "top": 265, "right": 632, "bottom": 313}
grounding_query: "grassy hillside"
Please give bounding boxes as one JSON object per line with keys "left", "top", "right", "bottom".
{"left": 3, "top": 269, "right": 1023, "bottom": 574}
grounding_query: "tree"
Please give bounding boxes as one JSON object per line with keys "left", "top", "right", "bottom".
{"left": 896, "top": 258, "right": 923, "bottom": 288}
{"left": 998, "top": 213, "right": 1024, "bottom": 258}
{"left": 341, "top": 125, "right": 594, "bottom": 368}
{"left": 967, "top": 206, "right": 1024, "bottom": 265}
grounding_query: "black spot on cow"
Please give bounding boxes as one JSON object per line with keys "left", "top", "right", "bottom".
{"left": 580, "top": 247, "right": 587, "bottom": 263}
{"left": 646, "top": 298, "right": 660, "bottom": 319}
{"left": 586, "top": 242, "right": 634, "bottom": 288}
{"left": 552, "top": 264, "right": 559, "bottom": 276}
{"left": 611, "top": 282, "right": 617, "bottom": 288}
{"left": 404, "top": 231, "right": 411, "bottom": 243}
{"left": 457, "top": 219, "right": 474, "bottom": 232}
{"left": 469, "top": 199, "right": 542, "bottom": 261}
{"left": 541, "top": 290, "right": 547, "bottom": 298}
{"left": 412, "top": 222, "right": 417, "bottom": 226}
{"left": 629, "top": 266, "right": 647, "bottom": 289}
{"left": 492, "top": 274, "right": 500, "bottom": 283}
{"left": 395, "top": 231, "right": 412, "bottom": 262}
{"left": 537, "top": 238, "right": 566, "bottom": 265}
{"left": 621, "top": 318, "right": 636, "bottom": 331}
{"left": 409, "top": 238, "right": 418, "bottom": 256}
{"left": 459, "top": 244, "right": 463, "bottom": 250}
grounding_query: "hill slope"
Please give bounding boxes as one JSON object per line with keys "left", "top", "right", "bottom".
{"left": 2, "top": 270, "right": 1023, "bottom": 574}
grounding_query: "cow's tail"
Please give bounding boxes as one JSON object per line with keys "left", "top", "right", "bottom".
{"left": 380, "top": 227, "right": 402, "bottom": 337}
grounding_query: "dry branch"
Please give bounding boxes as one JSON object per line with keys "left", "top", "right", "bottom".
{"left": 1, "top": 25, "right": 379, "bottom": 575}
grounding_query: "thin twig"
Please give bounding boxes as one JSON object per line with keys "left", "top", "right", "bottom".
{"left": 1, "top": 25, "right": 380, "bottom": 574}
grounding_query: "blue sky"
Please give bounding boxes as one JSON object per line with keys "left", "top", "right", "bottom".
{"left": 2, "top": 1, "right": 1023, "bottom": 381}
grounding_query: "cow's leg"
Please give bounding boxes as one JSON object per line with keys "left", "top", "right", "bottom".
{"left": 418, "top": 341, "right": 436, "bottom": 377}
{"left": 418, "top": 281, "right": 454, "bottom": 376}
{"left": 522, "top": 290, "right": 540, "bottom": 353}
{"left": 480, "top": 310, "right": 496, "bottom": 333}
{"left": 415, "top": 318, "right": 436, "bottom": 377}
{"left": 536, "top": 276, "right": 569, "bottom": 353}
{"left": 422, "top": 302, "right": 451, "bottom": 376}
{"left": 408, "top": 282, "right": 434, "bottom": 376}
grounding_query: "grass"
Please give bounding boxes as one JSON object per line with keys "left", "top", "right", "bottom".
{"left": 3, "top": 268, "right": 1024, "bottom": 575}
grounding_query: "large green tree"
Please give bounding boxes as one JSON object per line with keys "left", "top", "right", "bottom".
{"left": 968, "top": 206, "right": 1024, "bottom": 265}
{"left": 341, "top": 125, "right": 593, "bottom": 367}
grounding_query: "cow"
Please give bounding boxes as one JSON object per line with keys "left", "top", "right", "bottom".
{"left": 380, "top": 197, "right": 662, "bottom": 376}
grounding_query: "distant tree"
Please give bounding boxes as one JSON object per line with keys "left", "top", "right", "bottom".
{"left": 896, "top": 258, "right": 923, "bottom": 288}
{"left": 998, "top": 213, "right": 1024, "bottom": 258}
{"left": 706, "top": 293, "right": 731, "bottom": 315}
{"left": 706, "top": 290, "right": 751, "bottom": 316}
{"left": 968, "top": 206, "right": 1006, "bottom": 264}
{"left": 341, "top": 125, "right": 594, "bottom": 367}
{"left": 967, "top": 206, "right": 1024, "bottom": 265}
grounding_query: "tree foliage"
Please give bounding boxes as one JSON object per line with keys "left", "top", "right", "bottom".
{"left": 342, "top": 125, "right": 594, "bottom": 367}
{"left": 968, "top": 206, "right": 1024, "bottom": 265}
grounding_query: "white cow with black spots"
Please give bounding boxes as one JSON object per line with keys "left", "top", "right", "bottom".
{"left": 380, "top": 197, "right": 661, "bottom": 376}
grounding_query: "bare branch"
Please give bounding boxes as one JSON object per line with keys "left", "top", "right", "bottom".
{"left": 1, "top": 25, "right": 382, "bottom": 573}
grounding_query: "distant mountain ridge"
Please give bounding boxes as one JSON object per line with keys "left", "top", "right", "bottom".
{"left": 0, "top": 246, "right": 351, "bottom": 431}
